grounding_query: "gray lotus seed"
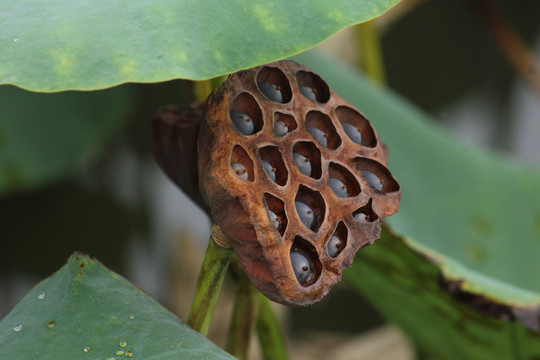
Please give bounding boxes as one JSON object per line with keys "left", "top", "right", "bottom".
{"left": 231, "top": 163, "right": 248, "bottom": 180}
{"left": 262, "top": 160, "right": 276, "bottom": 182}
{"left": 293, "top": 152, "right": 311, "bottom": 176}
{"left": 307, "top": 126, "right": 327, "bottom": 148}
{"left": 290, "top": 251, "right": 311, "bottom": 284}
{"left": 230, "top": 111, "right": 255, "bottom": 135}
{"left": 342, "top": 123, "right": 362, "bottom": 145}
{"left": 328, "top": 236, "right": 343, "bottom": 258}
{"left": 274, "top": 120, "right": 288, "bottom": 137}
{"left": 295, "top": 201, "right": 315, "bottom": 230}
{"left": 361, "top": 170, "right": 383, "bottom": 191}
{"left": 300, "top": 86, "right": 317, "bottom": 101}
{"left": 258, "top": 82, "right": 283, "bottom": 103}
{"left": 267, "top": 210, "right": 280, "bottom": 230}
{"left": 329, "top": 178, "right": 348, "bottom": 198}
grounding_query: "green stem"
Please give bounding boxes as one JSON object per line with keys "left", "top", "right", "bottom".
{"left": 187, "top": 234, "right": 233, "bottom": 335}
{"left": 356, "top": 21, "right": 386, "bottom": 85}
{"left": 257, "top": 297, "right": 290, "bottom": 360}
{"left": 225, "top": 261, "right": 261, "bottom": 359}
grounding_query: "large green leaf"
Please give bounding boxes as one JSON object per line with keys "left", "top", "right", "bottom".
{"left": 295, "top": 52, "right": 540, "bottom": 356}
{"left": 0, "top": 85, "right": 131, "bottom": 195}
{"left": 0, "top": 254, "right": 236, "bottom": 360}
{"left": 1, "top": 0, "right": 399, "bottom": 92}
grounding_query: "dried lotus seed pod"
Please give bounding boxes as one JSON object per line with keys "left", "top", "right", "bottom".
{"left": 198, "top": 60, "right": 400, "bottom": 306}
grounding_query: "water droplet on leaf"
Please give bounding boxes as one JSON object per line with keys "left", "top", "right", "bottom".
{"left": 13, "top": 324, "right": 22, "bottom": 332}
{"left": 46, "top": 320, "right": 56, "bottom": 329}
{"left": 37, "top": 292, "right": 46, "bottom": 300}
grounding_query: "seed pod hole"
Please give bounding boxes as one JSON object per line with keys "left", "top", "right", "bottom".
{"left": 296, "top": 70, "right": 330, "bottom": 103}
{"left": 292, "top": 141, "right": 322, "bottom": 179}
{"left": 353, "top": 158, "right": 400, "bottom": 193}
{"left": 353, "top": 198, "right": 379, "bottom": 222}
{"left": 257, "top": 67, "right": 292, "bottom": 103}
{"left": 328, "top": 222, "right": 348, "bottom": 258}
{"left": 230, "top": 92, "right": 263, "bottom": 135}
{"left": 264, "top": 193, "right": 287, "bottom": 236}
{"left": 273, "top": 112, "right": 297, "bottom": 137}
{"left": 305, "top": 111, "right": 341, "bottom": 149}
{"left": 290, "top": 236, "right": 322, "bottom": 287}
{"left": 335, "top": 106, "right": 377, "bottom": 148}
{"left": 328, "top": 162, "right": 361, "bottom": 198}
{"left": 295, "top": 185, "right": 326, "bottom": 232}
{"left": 230, "top": 145, "right": 254, "bottom": 181}
{"left": 259, "top": 146, "right": 288, "bottom": 186}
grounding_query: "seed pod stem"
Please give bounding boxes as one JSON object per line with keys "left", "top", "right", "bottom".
{"left": 225, "top": 260, "right": 262, "bottom": 359}
{"left": 257, "top": 297, "right": 290, "bottom": 360}
{"left": 187, "top": 229, "right": 233, "bottom": 335}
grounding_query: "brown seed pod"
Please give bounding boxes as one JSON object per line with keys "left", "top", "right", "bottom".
{"left": 198, "top": 60, "right": 401, "bottom": 307}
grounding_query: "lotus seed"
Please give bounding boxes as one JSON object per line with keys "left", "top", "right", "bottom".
{"left": 231, "top": 163, "right": 248, "bottom": 180}
{"left": 354, "top": 212, "right": 367, "bottom": 222}
{"left": 295, "top": 201, "right": 315, "bottom": 230}
{"left": 267, "top": 210, "right": 281, "bottom": 230}
{"left": 328, "top": 236, "right": 343, "bottom": 258}
{"left": 274, "top": 120, "right": 288, "bottom": 137}
{"left": 342, "top": 123, "right": 362, "bottom": 145}
{"left": 307, "top": 126, "right": 327, "bottom": 148}
{"left": 258, "top": 82, "right": 283, "bottom": 103}
{"left": 300, "top": 86, "right": 317, "bottom": 101}
{"left": 230, "top": 111, "right": 255, "bottom": 135}
{"left": 262, "top": 160, "right": 276, "bottom": 182}
{"left": 361, "top": 170, "right": 383, "bottom": 191}
{"left": 329, "top": 178, "right": 348, "bottom": 198}
{"left": 293, "top": 152, "right": 311, "bottom": 176}
{"left": 290, "top": 251, "right": 311, "bottom": 284}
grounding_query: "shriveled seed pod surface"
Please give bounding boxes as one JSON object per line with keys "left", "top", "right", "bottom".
{"left": 198, "top": 60, "right": 400, "bottom": 306}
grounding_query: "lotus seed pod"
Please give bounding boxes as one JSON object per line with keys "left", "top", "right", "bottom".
{"left": 342, "top": 123, "right": 362, "bottom": 145}
{"left": 196, "top": 60, "right": 400, "bottom": 306}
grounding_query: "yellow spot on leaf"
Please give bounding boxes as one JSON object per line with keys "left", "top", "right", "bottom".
{"left": 328, "top": 9, "right": 345, "bottom": 23}
{"left": 252, "top": 4, "right": 278, "bottom": 32}
{"left": 122, "top": 60, "right": 136, "bottom": 75}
